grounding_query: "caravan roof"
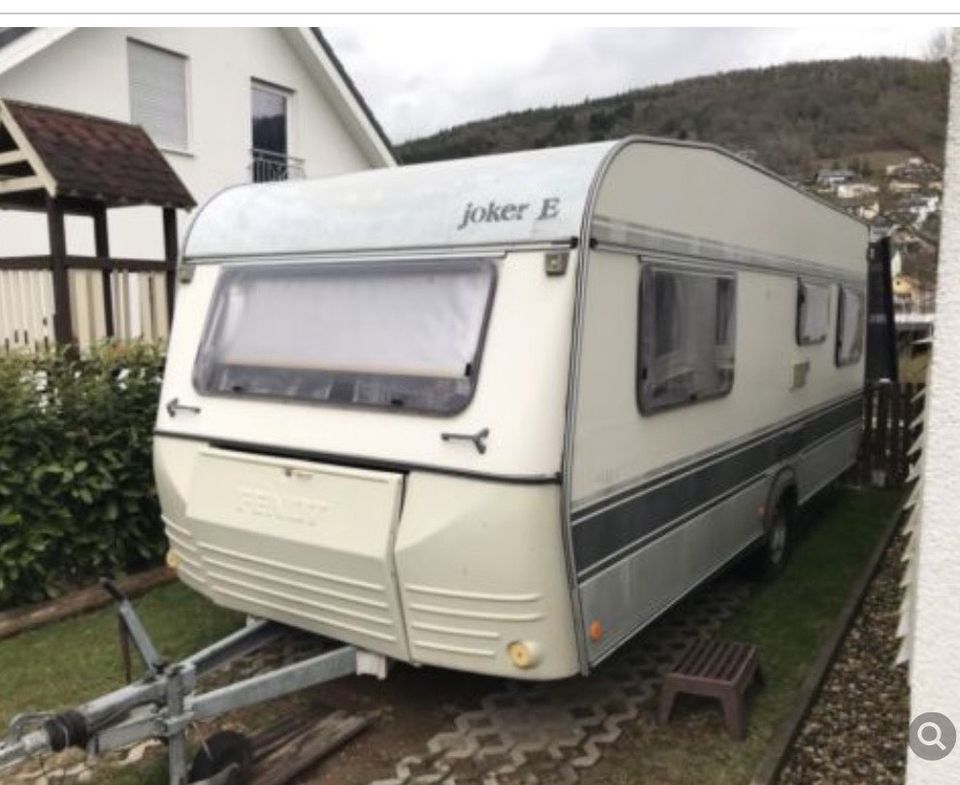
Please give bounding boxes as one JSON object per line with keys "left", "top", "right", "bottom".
{"left": 183, "top": 137, "right": 865, "bottom": 267}
{"left": 184, "top": 141, "right": 617, "bottom": 260}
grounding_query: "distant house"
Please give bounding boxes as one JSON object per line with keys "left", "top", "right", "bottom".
{"left": 836, "top": 182, "right": 879, "bottom": 200}
{"left": 887, "top": 156, "right": 940, "bottom": 183}
{"left": 0, "top": 27, "right": 394, "bottom": 348}
{"left": 906, "top": 196, "right": 940, "bottom": 226}
{"left": 815, "top": 168, "right": 856, "bottom": 187}
{"left": 892, "top": 274, "right": 932, "bottom": 313}
{"left": 889, "top": 180, "right": 923, "bottom": 194}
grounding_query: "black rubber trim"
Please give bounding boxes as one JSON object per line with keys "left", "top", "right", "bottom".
{"left": 153, "top": 430, "right": 561, "bottom": 486}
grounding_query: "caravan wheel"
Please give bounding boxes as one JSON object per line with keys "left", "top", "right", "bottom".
{"left": 748, "top": 502, "right": 792, "bottom": 581}
{"left": 767, "top": 508, "right": 789, "bottom": 566}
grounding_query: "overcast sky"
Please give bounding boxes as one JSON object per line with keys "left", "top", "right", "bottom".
{"left": 324, "top": 26, "right": 943, "bottom": 143}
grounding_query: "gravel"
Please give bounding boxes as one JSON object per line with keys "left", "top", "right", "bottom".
{"left": 778, "top": 528, "right": 910, "bottom": 785}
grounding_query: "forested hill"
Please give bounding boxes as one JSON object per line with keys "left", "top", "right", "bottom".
{"left": 396, "top": 57, "right": 949, "bottom": 178}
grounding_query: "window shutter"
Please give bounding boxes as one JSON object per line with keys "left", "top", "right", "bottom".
{"left": 128, "top": 40, "right": 188, "bottom": 151}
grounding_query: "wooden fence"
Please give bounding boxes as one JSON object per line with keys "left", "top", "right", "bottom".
{"left": 0, "top": 201, "right": 177, "bottom": 352}
{"left": 0, "top": 267, "right": 171, "bottom": 352}
{"left": 860, "top": 381, "right": 926, "bottom": 487}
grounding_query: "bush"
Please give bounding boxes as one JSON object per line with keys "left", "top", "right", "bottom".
{"left": 0, "top": 343, "right": 167, "bottom": 609}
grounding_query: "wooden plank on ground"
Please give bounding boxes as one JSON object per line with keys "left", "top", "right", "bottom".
{"left": 0, "top": 566, "right": 175, "bottom": 642}
{"left": 251, "top": 710, "right": 371, "bottom": 785}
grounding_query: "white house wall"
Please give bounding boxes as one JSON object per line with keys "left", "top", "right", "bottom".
{"left": 906, "top": 30, "right": 960, "bottom": 785}
{"left": 0, "top": 28, "right": 377, "bottom": 298}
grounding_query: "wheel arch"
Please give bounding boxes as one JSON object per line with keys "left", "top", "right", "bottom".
{"left": 765, "top": 467, "right": 799, "bottom": 530}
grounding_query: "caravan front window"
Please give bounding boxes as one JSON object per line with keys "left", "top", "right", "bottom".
{"left": 637, "top": 265, "right": 736, "bottom": 414}
{"left": 194, "top": 260, "right": 496, "bottom": 414}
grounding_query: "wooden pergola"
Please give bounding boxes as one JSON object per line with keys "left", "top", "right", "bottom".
{"left": 0, "top": 98, "right": 195, "bottom": 346}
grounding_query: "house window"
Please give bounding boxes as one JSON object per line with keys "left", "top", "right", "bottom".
{"left": 796, "top": 280, "right": 831, "bottom": 345}
{"left": 638, "top": 265, "right": 736, "bottom": 414}
{"left": 836, "top": 285, "right": 865, "bottom": 366}
{"left": 251, "top": 81, "right": 292, "bottom": 182}
{"left": 127, "top": 39, "right": 189, "bottom": 151}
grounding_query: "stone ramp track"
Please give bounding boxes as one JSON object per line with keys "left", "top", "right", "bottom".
{"left": 370, "top": 580, "right": 749, "bottom": 785}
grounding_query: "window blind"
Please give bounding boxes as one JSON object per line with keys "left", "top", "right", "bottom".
{"left": 128, "top": 40, "right": 188, "bottom": 151}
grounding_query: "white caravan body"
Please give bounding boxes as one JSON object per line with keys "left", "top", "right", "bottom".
{"left": 155, "top": 138, "right": 867, "bottom": 680}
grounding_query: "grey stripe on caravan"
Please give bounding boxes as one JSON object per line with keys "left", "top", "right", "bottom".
{"left": 570, "top": 391, "right": 862, "bottom": 517}
{"left": 580, "top": 471, "right": 770, "bottom": 583}
{"left": 576, "top": 420, "right": 861, "bottom": 585}
{"left": 570, "top": 397, "right": 862, "bottom": 577}
{"left": 591, "top": 216, "right": 866, "bottom": 287}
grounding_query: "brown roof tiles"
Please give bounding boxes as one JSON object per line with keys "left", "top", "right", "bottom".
{"left": 3, "top": 99, "right": 195, "bottom": 209}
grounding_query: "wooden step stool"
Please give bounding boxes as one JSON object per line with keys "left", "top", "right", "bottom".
{"left": 657, "top": 638, "right": 763, "bottom": 741}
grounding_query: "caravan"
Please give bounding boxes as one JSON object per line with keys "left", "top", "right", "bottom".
{"left": 154, "top": 138, "right": 867, "bottom": 680}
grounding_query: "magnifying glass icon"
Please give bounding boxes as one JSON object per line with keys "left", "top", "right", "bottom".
{"left": 918, "top": 721, "right": 947, "bottom": 751}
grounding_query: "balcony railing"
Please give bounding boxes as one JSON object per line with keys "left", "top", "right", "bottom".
{"left": 250, "top": 149, "right": 305, "bottom": 183}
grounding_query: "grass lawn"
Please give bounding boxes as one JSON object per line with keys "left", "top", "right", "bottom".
{"left": 0, "top": 486, "right": 900, "bottom": 785}
{"left": 0, "top": 582, "right": 242, "bottom": 731}
{"left": 0, "top": 582, "right": 242, "bottom": 785}
{"left": 581, "top": 485, "right": 902, "bottom": 785}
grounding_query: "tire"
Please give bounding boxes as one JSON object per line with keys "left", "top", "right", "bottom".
{"left": 188, "top": 731, "right": 253, "bottom": 785}
{"left": 748, "top": 501, "right": 792, "bottom": 581}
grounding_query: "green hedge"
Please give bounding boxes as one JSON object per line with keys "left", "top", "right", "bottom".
{"left": 0, "top": 344, "right": 167, "bottom": 609}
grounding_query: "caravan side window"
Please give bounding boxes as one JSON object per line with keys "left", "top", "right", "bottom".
{"left": 796, "top": 280, "right": 831, "bottom": 345}
{"left": 836, "top": 285, "right": 865, "bottom": 366}
{"left": 637, "top": 265, "right": 736, "bottom": 414}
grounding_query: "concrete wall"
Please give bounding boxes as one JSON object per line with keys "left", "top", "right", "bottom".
{"left": 0, "top": 28, "right": 379, "bottom": 343}
{"left": 906, "top": 28, "right": 960, "bottom": 785}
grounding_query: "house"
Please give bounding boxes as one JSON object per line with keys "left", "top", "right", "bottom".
{"left": 856, "top": 201, "right": 881, "bottom": 221}
{"left": 892, "top": 273, "right": 934, "bottom": 314}
{"left": 836, "top": 181, "right": 878, "bottom": 200}
{"left": 0, "top": 27, "right": 394, "bottom": 346}
{"left": 815, "top": 168, "right": 856, "bottom": 188}
{"left": 889, "top": 179, "right": 922, "bottom": 194}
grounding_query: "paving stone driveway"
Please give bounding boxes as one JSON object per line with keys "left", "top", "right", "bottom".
{"left": 371, "top": 580, "right": 749, "bottom": 785}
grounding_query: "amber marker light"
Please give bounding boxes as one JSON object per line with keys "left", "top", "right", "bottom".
{"left": 165, "top": 549, "right": 182, "bottom": 570}
{"left": 588, "top": 620, "right": 603, "bottom": 642}
{"left": 507, "top": 641, "right": 541, "bottom": 669}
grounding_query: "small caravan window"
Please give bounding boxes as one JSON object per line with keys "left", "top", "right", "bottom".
{"left": 194, "top": 260, "right": 496, "bottom": 414}
{"left": 638, "top": 265, "right": 736, "bottom": 414}
{"left": 796, "top": 280, "right": 831, "bottom": 345}
{"left": 836, "top": 285, "right": 865, "bottom": 366}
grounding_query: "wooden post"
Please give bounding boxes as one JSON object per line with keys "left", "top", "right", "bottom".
{"left": 93, "top": 206, "right": 115, "bottom": 338}
{"left": 46, "top": 196, "right": 72, "bottom": 344}
{"left": 162, "top": 207, "right": 178, "bottom": 325}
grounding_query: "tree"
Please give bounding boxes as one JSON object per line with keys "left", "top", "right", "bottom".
{"left": 925, "top": 29, "right": 950, "bottom": 61}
